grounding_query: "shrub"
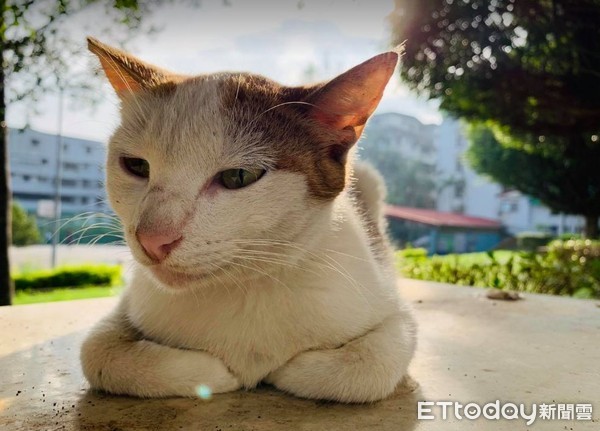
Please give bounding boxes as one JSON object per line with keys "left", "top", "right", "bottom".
{"left": 398, "top": 240, "right": 600, "bottom": 298}
{"left": 557, "top": 233, "right": 583, "bottom": 241}
{"left": 516, "top": 231, "right": 553, "bottom": 251}
{"left": 397, "top": 247, "right": 428, "bottom": 260}
{"left": 13, "top": 264, "right": 122, "bottom": 291}
{"left": 12, "top": 203, "right": 42, "bottom": 246}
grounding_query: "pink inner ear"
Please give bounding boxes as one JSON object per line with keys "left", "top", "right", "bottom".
{"left": 309, "top": 52, "right": 399, "bottom": 133}
{"left": 98, "top": 56, "right": 145, "bottom": 96}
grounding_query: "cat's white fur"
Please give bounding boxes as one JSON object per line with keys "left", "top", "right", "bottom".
{"left": 81, "top": 40, "right": 416, "bottom": 403}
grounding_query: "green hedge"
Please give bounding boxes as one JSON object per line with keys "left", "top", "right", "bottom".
{"left": 13, "top": 264, "right": 122, "bottom": 291}
{"left": 516, "top": 231, "right": 554, "bottom": 251}
{"left": 398, "top": 239, "right": 600, "bottom": 298}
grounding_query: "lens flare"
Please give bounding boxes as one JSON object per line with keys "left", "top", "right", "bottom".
{"left": 195, "top": 384, "right": 213, "bottom": 400}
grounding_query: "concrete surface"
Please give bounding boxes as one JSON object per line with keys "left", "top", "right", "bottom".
{"left": 10, "top": 245, "right": 131, "bottom": 271}
{"left": 0, "top": 279, "right": 598, "bottom": 430}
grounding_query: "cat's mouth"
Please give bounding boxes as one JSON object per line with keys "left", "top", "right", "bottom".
{"left": 148, "top": 265, "right": 209, "bottom": 288}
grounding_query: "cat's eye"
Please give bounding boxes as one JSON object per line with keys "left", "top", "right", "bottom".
{"left": 219, "top": 168, "right": 265, "bottom": 190}
{"left": 121, "top": 157, "right": 150, "bottom": 179}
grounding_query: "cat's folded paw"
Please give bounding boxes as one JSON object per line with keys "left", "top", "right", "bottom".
{"left": 208, "top": 369, "right": 241, "bottom": 394}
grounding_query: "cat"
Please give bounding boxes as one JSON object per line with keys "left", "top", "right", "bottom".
{"left": 80, "top": 37, "right": 417, "bottom": 403}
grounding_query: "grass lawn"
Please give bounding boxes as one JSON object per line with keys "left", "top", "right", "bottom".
{"left": 430, "top": 250, "right": 516, "bottom": 265}
{"left": 14, "top": 285, "right": 122, "bottom": 305}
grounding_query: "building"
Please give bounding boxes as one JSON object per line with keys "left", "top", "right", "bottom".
{"left": 8, "top": 128, "right": 109, "bottom": 217}
{"left": 360, "top": 112, "right": 438, "bottom": 208}
{"left": 496, "top": 191, "right": 582, "bottom": 236}
{"left": 386, "top": 205, "right": 503, "bottom": 254}
{"left": 435, "top": 118, "right": 583, "bottom": 236}
{"left": 361, "top": 112, "right": 438, "bottom": 165}
{"left": 435, "top": 117, "right": 500, "bottom": 218}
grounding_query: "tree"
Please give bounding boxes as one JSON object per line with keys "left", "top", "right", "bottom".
{"left": 466, "top": 125, "right": 600, "bottom": 238}
{"left": 390, "top": 0, "right": 600, "bottom": 237}
{"left": 11, "top": 202, "right": 41, "bottom": 246}
{"left": 360, "top": 146, "right": 437, "bottom": 208}
{"left": 1, "top": 0, "right": 146, "bottom": 305}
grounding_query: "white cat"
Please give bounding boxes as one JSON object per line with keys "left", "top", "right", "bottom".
{"left": 80, "top": 37, "right": 416, "bottom": 403}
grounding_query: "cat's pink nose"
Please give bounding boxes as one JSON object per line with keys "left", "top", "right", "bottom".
{"left": 137, "top": 231, "right": 182, "bottom": 262}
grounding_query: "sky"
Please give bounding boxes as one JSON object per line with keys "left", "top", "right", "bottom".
{"left": 7, "top": 0, "right": 442, "bottom": 143}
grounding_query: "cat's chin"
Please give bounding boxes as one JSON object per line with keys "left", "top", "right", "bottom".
{"left": 147, "top": 265, "right": 208, "bottom": 289}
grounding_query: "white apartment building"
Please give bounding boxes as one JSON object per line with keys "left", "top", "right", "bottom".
{"left": 360, "top": 112, "right": 438, "bottom": 208}
{"left": 8, "top": 128, "right": 109, "bottom": 217}
{"left": 362, "top": 112, "right": 437, "bottom": 166}
{"left": 436, "top": 118, "right": 583, "bottom": 236}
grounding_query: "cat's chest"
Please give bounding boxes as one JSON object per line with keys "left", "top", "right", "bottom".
{"left": 124, "top": 272, "right": 383, "bottom": 374}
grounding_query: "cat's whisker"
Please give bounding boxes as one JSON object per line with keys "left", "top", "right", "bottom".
{"left": 224, "top": 239, "right": 374, "bottom": 303}
{"left": 227, "top": 74, "right": 243, "bottom": 127}
{"left": 257, "top": 100, "right": 317, "bottom": 117}
{"left": 229, "top": 254, "right": 325, "bottom": 282}
{"left": 219, "top": 257, "right": 293, "bottom": 297}
{"left": 61, "top": 223, "right": 124, "bottom": 245}
{"left": 65, "top": 231, "right": 125, "bottom": 246}
{"left": 215, "top": 261, "right": 247, "bottom": 299}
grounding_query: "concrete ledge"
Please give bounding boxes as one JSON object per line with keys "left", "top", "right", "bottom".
{"left": 1, "top": 280, "right": 598, "bottom": 430}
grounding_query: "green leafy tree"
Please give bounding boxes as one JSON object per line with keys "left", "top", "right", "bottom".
{"left": 390, "top": 0, "right": 600, "bottom": 237}
{"left": 1, "top": 0, "right": 146, "bottom": 305}
{"left": 360, "top": 146, "right": 437, "bottom": 208}
{"left": 466, "top": 125, "right": 600, "bottom": 238}
{"left": 11, "top": 202, "right": 41, "bottom": 246}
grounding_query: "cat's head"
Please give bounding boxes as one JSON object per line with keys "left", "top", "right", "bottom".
{"left": 88, "top": 37, "right": 397, "bottom": 290}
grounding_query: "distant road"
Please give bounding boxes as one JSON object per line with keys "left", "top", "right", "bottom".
{"left": 9, "top": 245, "right": 132, "bottom": 272}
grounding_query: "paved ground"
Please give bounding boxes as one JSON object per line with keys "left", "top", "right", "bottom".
{"left": 9, "top": 245, "right": 132, "bottom": 272}
{"left": 0, "top": 280, "right": 598, "bottom": 430}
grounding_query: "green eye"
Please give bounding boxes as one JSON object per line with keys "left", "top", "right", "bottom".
{"left": 219, "top": 168, "right": 266, "bottom": 189}
{"left": 121, "top": 157, "right": 150, "bottom": 179}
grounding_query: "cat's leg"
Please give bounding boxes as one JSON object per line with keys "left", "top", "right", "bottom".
{"left": 80, "top": 309, "right": 241, "bottom": 398}
{"left": 265, "top": 312, "right": 416, "bottom": 403}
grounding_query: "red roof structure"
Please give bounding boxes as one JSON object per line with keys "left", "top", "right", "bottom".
{"left": 385, "top": 205, "right": 502, "bottom": 229}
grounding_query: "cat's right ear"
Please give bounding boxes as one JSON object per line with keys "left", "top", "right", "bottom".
{"left": 87, "top": 37, "right": 177, "bottom": 99}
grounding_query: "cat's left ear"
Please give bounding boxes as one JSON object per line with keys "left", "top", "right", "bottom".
{"left": 87, "top": 37, "right": 178, "bottom": 99}
{"left": 306, "top": 51, "right": 398, "bottom": 152}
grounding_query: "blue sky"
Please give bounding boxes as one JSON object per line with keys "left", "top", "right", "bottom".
{"left": 7, "top": 0, "right": 441, "bottom": 142}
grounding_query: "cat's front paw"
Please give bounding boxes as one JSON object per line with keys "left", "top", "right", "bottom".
{"left": 205, "top": 368, "right": 241, "bottom": 394}
{"left": 167, "top": 350, "right": 243, "bottom": 397}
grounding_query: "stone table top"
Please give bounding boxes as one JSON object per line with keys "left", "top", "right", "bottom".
{"left": 1, "top": 279, "right": 598, "bottom": 430}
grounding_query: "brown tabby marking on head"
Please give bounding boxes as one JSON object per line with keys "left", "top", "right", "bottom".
{"left": 219, "top": 74, "right": 349, "bottom": 200}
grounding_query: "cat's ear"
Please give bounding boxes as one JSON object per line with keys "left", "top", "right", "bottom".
{"left": 306, "top": 51, "right": 398, "bottom": 148}
{"left": 87, "top": 37, "right": 177, "bottom": 98}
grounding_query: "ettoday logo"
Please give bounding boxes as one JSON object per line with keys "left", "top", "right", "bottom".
{"left": 417, "top": 401, "right": 593, "bottom": 425}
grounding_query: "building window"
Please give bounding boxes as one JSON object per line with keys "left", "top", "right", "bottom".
{"left": 37, "top": 176, "right": 47, "bottom": 183}
{"left": 500, "top": 200, "right": 519, "bottom": 214}
{"left": 31, "top": 139, "right": 40, "bottom": 147}
{"left": 454, "top": 181, "right": 465, "bottom": 199}
{"left": 82, "top": 180, "right": 91, "bottom": 188}
{"left": 61, "top": 179, "right": 77, "bottom": 187}
{"left": 63, "top": 162, "right": 78, "bottom": 171}
{"left": 23, "top": 175, "right": 31, "bottom": 181}
{"left": 41, "top": 158, "right": 48, "bottom": 165}
{"left": 455, "top": 158, "right": 463, "bottom": 172}
{"left": 81, "top": 197, "right": 89, "bottom": 204}
{"left": 86, "top": 146, "right": 92, "bottom": 154}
